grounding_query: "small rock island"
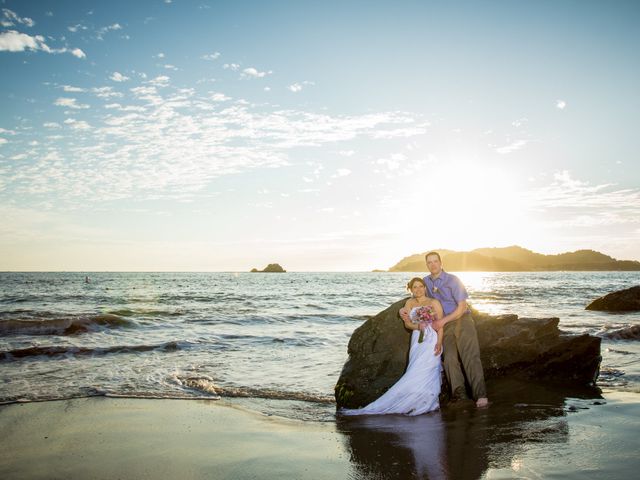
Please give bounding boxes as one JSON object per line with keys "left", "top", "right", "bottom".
{"left": 250, "top": 263, "right": 286, "bottom": 273}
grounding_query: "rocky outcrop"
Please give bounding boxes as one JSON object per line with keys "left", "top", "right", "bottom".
{"left": 250, "top": 263, "right": 286, "bottom": 273}
{"left": 335, "top": 300, "right": 601, "bottom": 409}
{"left": 586, "top": 285, "right": 640, "bottom": 312}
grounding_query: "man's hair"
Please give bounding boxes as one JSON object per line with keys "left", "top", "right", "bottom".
{"left": 425, "top": 251, "right": 441, "bottom": 262}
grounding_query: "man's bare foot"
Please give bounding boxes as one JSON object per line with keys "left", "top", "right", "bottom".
{"left": 476, "top": 397, "right": 489, "bottom": 408}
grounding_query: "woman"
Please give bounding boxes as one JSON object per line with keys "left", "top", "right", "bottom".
{"left": 340, "top": 277, "right": 444, "bottom": 416}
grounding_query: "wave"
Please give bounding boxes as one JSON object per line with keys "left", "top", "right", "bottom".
{"left": 601, "top": 325, "right": 640, "bottom": 341}
{"left": 0, "top": 341, "right": 184, "bottom": 361}
{"left": 0, "top": 313, "right": 132, "bottom": 336}
{"left": 174, "top": 374, "right": 335, "bottom": 404}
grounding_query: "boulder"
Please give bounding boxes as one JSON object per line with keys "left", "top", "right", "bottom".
{"left": 335, "top": 300, "right": 602, "bottom": 409}
{"left": 250, "top": 263, "right": 286, "bottom": 273}
{"left": 585, "top": 285, "right": 640, "bottom": 312}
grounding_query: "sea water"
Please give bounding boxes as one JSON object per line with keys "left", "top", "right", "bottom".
{"left": 1, "top": 271, "right": 638, "bottom": 420}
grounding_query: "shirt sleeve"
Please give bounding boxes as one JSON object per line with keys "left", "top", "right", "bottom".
{"left": 449, "top": 275, "right": 469, "bottom": 303}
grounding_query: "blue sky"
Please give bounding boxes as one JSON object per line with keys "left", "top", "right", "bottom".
{"left": 1, "top": 0, "right": 639, "bottom": 271}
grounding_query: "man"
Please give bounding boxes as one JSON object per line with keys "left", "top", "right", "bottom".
{"left": 424, "top": 251, "right": 488, "bottom": 408}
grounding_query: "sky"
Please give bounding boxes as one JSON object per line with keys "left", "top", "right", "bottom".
{"left": 1, "top": 0, "right": 639, "bottom": 271}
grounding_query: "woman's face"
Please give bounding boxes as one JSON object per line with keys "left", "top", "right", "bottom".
{"left": 411, "top": 281, "right": 426, "bottom": 298}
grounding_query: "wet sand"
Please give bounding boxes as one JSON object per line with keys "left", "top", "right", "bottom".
{"left": 1, "top": 388, "right": 639, "bottom": 479}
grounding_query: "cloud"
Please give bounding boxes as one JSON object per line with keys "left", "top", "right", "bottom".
{"left": 201, "top": 52, "right": 221, "bottom": 61}
{"left": 287, "top": 81, "right": 314, "bottom": 93}
{"left": 0, "top": 138, "right": 7, "bottom": 146}
{"left": 110, "top": 72, "right": 130, "bottom": 82}
{"left": 63, "top": 118, "right": 91, "bottom": 130}
{"left": 2, "top": 8, "right": 35, "bottom": 27}
{"left": 495, "top": 139, "right": 527, "bottom": 155}
{"left": 526, "top": 170, "right": 640, "bottom": 227}
{"left": 223, "top": 63, "right": 240, "bottom": 71}
{"left": 54, "top": 97, "right": 90, "bottom": 109}
{"left": 97, "top": 23, "right": 122, "bottom": 40}
{"left": 0, "top": 30, "right": 85, "bottom": 58}
{"left": 62, "top": 85, "right": 86, "bottom": 93}
{"left": 3, "top": 83, "right": 427, "bottom": 204}
{"left": 70, "top": 48, "right": 86, "bottom": 59}
{"left": 163, "top": 64, "right": 178, "bottom": 70}
{"left": 241, "top": 67, "right": 271, "bottom": 79}
{"left": 43, "top": 122, "right": 62, "bottom": 129}
{"left": 376, "top": 153, "right": 405, "bottom": 171}
{"left": 556, "top": 99, "right": 567, "bottom": 110}
{"left": 0, "top": 30, "right": 49, "bottom": 52}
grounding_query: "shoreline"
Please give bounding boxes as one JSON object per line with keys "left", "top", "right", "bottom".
{"left": 1, "top": 390, "right": 639, "bottom": 479}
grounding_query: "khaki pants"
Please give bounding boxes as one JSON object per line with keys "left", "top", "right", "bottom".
{"left": 443, "top": 312, "right": 487, "bottom": 399}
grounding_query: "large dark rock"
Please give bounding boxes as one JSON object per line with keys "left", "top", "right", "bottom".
{"left": 335, "top": 300, "right": 602, "bottom": 409}
{"left": 585, "top": 285, "right": 640, "bottom": 311}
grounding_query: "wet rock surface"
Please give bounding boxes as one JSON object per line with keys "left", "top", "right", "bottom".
{"left": 335, "top": 300, "right": 602, "bottom": 409}
{"left": 586, "top": 285, "right": 640, "bottom": 312}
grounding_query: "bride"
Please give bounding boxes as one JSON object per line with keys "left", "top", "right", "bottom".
{"left": 340, "top": 277, "right": 444, "bottom": 416}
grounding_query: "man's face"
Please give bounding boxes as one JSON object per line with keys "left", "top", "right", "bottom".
{"left": 426, "top": 255, "right": 442, "bottom": 275}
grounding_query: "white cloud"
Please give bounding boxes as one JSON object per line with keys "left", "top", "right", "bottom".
{"left": 0, "top": 30, "right": 85, "bottom": 58}
{"left": 163, "top": 64, "right": 178, "bottom": 70}
{"left": 43, "top": 122, "right": 62, "bottom": 129}
{"left": 264, "top": 86, "right": 271, "bottom": 92}
{"left": 556, "top": 99, "right": 567, "bottom": 110}
{"left": 68, "top": 24, "right": 87, "bottom": 33}
{"left": 223, "top": 63, "right": 240, "bottom": 71}
{"left": 210, "top": 92, "right": 231, "bottom": 102}
{"left": 0, "top": 30, "right": 49, "bottom": 52}
{"left": 0, "top": 138, "right": 7, "bottom": 146}
{"left": 62, "top": 85, "right": 86, "bottom": 92}
{"left": 201, "top": 52, "right": 221, "bottom": 61}
{"left": 92, "top": 86, "right": 122, "bottom": 98}
{"left": 110, "top": 72, "right": 130, "bottom": 82}
{"left": 148, "top": 75, "right": 170, "bottom": 87}
{"left": 54, "top": 97, "right": 90, "bottom": 109}
{"left": 525, "top": 170, "right": 640, "bottom": 227}
{"left": 63, "top": 118, "right": 91, "bottom": 130}
{"left": 288, "top": 81, "right": 314, "bottom": 93}
{"left": 334, "top": 168, "right": 351, "bottom": 177}
{"left": 2, "top": 8, "right": 35, "bottom": 27}
{"left": 241, "top": 67, "right": 271, "bottom": 79}
{"left": 70, "top": 48, "right": 86, "bottom": 59}
{"left": 338, "top": 150, "right": 355, "bottom": 157}
{"left": 495, "top": 139, "right": 527, "bottom": 155}
{"left": 376, "top": 153, "right": 405, "bottom": 171}
{"left": 97, "top": 23, "right": 122, "bottom": 40}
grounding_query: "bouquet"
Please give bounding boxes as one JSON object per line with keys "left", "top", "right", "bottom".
{"left": 412, "top": 305, "right": 436, "bottom": 343}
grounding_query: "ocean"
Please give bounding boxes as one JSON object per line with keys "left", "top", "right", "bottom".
{"left": 1, "top": 271, "right": 639, "bottom": 421}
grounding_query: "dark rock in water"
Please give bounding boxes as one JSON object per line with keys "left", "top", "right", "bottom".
{"left": 586, "top": 285, "right": 640, "bottom": 312}
{"left": 601, "top": 324, "right": 640, "bottom": 340}
{"left": 250, "top": 263, "right": 286, "bottom": 273}
{"left": 335, "top": 301, "right": 602, "bottom": 409}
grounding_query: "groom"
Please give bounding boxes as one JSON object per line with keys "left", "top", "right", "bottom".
{"left": 424, "top": 252, "right": 488, "bottom": 408}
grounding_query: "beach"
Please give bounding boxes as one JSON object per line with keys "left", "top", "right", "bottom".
{"left": 1, "top": 387, "right": 639, "bottom": 479}
{"left": 1, "top": 271, "right": 639, "bottom": 478}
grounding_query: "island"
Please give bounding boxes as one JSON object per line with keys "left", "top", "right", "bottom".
{"left": 386, "top": 246, "right": 640, "bottom": 272}
{"left": 250, "top": 263, "right": 286, "bottom": 273}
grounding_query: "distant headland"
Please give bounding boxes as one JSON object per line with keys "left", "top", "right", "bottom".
{"left": 250, "top": 263, "right": 286, "bottom": 273}
{"left": 387, "top": 246, "right": 640, "bottom": 272}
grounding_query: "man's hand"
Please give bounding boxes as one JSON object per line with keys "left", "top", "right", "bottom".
{"left": 399, "top": 307, "right": 409, "bottom": 322}
{"left": 431, "top": 318, "right": 444, "bottom": 331}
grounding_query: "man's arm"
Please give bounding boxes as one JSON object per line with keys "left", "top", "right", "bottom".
{"left": 432, "top": 300, "right": 467, "bottom": 331}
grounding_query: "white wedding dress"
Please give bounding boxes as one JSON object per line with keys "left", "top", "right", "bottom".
{"left": 340, "top": 307, "right": 442, "bottom": 416}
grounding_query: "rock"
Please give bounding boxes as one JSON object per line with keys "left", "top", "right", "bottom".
{"left": 601, "top": 324, "right": 640, "bottom": 340}
{"left": 585, "top": 285, "right": 640, "bottom": 311}
{"left": 335, "top": 301, "right": 601, "bottom": 409}
{"left": 250, "top": 263, "right": 286, "bottom": 273}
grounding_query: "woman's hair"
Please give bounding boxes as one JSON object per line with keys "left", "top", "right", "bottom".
{"left": 406, "top": 277, "right": 426, "bottom": 291}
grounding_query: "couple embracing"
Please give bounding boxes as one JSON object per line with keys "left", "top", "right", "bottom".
{"left": 341, "top": 252, "right": 488, "bottom": 416}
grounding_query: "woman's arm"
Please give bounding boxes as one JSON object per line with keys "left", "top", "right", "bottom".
{"left": 400, "top": 299, "right": 418, "bottom": 330}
